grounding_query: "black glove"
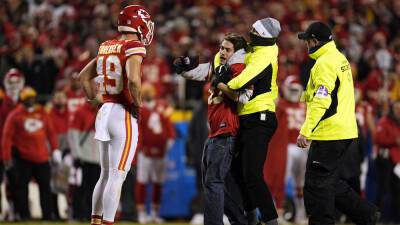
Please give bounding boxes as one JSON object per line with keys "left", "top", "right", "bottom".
{"left": 173, "top": 55, "right": 199, "bottom": 74}
{"left": 212, "top": 65, "right": 231, "bottom": 87}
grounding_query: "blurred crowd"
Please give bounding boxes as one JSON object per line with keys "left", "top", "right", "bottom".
{"left": 0, "top": 0, "right": 400, "bottom": 224}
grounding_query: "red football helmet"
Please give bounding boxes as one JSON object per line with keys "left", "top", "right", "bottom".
{"left": 283, "top": 75, "right": 303, "bottom": 103}
{"left": 118, "top": 5, "right": 154, "bottom": 46}
{"left": 3, "top": 68, "right": 25, "bottom": 94}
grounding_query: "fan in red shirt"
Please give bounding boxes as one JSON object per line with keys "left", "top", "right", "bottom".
{"left": 375, "top": 100, "right": 400, "bottom": 223}
{"left": 49, "top": 90, "right": 70, "bottom": 151}
{"left": 265, "top": 75, "right": 307, "bottom": 224}
{"left": 64, "top": 70, "right": 86, "bottom": 121}
{"left": 174, "top": 33, "right": 250, "bottom": 225}
{"left": 1, "top": 87, "right": 61, "bottom": 221}
{"left": 135, "top": 83, "right": 175, "bottom": 223}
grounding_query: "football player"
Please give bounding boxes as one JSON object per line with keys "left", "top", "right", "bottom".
{"left": 79, "top": 5, "right": 154, "bottom": 225}
{"left": 135, "top": 83, "right": 175, "bottom": 224}
{"left": 281, "top": 75, "right": 307, "bottom": 224}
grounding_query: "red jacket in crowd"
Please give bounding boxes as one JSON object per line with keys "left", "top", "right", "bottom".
{"left": 49, "top": 106, "right": 69, "bottom": 150}
{"left": 375, "top": 116, "right": 400, "bottom": 163}
{"left": 68, "top": 102, "right": 99, "bottom": 163}
{"left": 0, "top": 95, "right": 19, "bottom": 161}
{"left": 2, "top": 104, "right": 59, "bottom": 163}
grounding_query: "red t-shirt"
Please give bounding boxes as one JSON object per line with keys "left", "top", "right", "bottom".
{"left": 49, "top": 107, "right": 69, "bottom": 136}
{"left": 356, "top": 101, "right": 374, "bottom": 136}
{"left": 2, "top": 105, "right": 58, "bottom": 163}
{"left": 95, "top": 39, "right": 146, "bottom": 104}
{"left": 207, "top": 63, "right": 245, "bottom": 137}
{"left": 375, "top": 116, "right": 400, "bottom": 163}
{"left": 70, "top": 102, "right": 97, "bottom": 132}
{"left": 65, "top": 89, "right": 86, "bottom": 115}
{"left": 139, "top": 100, "right": 175, "bottom": 158}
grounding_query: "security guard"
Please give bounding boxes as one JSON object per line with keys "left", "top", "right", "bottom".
{"left": 296, "top": 21, "right": 378, "bottom": 225}
{"left": 215, "top": 18, "right": 281, "bottom": 225}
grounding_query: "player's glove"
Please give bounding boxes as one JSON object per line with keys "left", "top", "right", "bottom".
{"left": 212, "top": 65, "right": 231, "bottom": 87}
{"left": 173, "top": 55, "right": 199, "bottom": 74}
{"left": 124, "top": 103, "right": 139, "bottom": 119}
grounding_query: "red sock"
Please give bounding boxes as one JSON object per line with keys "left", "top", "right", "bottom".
{"left": 102, "top": 220, "right": 114, "bottom": 225}
{"left": 91, "top": 215, "right": 102, "bottom": 225}
{"left": 135, "top": 182, "right": 146, "bottom": 204}
{"left": 152, "top": 183, "right": 162, "bottom": 204}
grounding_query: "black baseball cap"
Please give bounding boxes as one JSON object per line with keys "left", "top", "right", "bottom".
{"left": 298, "top": 22, "right": 332, "bottom": 41}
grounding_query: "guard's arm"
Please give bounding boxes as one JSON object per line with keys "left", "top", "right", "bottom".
{"left": 227, "top": 53, "right": 267, "bottom": 90}
{"left": 300, "top": 63, "right": 336, "bottom": 138}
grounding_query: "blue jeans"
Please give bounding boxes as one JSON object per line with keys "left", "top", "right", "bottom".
{"left": 202, "top": 135, "right": 246, "bottom": 225}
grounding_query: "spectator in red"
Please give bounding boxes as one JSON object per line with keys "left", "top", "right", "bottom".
{"left": 49, "top": 90, "right": 69, "bottom": 152}
{"left": 63, "top": 69, "right": 87, "bottom": 221}
{"left": 0, "top": 68, "right": 24, "bottom": 221}
{"left": 48, "top": 90, "right": 69, "bottom": 220}
{"left": 374, "top": 100, "right": 400, "bottom": 223}
{"left": 64, "top": 70, "right": 86, "bottom": 121}
{"left": 1, "top": 87, "right": 62, "bottom": 221}
{"left": 135, "top": 83, "right": 175, "bottom": 224}
{"left": 68, "top": 100, "right": 100, "bottom": 220}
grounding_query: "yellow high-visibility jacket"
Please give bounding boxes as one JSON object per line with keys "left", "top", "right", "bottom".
{"left": 227, "top": 44, "right": 279, "bottom": 115}
{"left": 300, "top": 41, "right": 358, "bottom": 140}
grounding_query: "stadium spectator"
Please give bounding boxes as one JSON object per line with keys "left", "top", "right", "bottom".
{"left": 48, "top": 90, "right": 69, "bottom": 220}
{"left": 68, "top": 100, "right": 100, "bottom": 220}
{"left": 375, "top": 100, "right": 400, "bottom": 224}
{"left": 49, "top": 90, "right": 69, "bottom": 152}
{"left": 0, "top": 68, "right": 25, "bottom": 221}
{"left": 1, "top": 86, "right": 62, "bottom": 221}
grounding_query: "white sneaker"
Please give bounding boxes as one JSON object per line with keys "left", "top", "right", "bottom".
{"left": 223, "top": 214, "right": 231, "bottom": 225}
{"left": 277, "top": 216, "right": 290, "bottom": 225}
{"left": 152, "top": 216, "right": 165, "bottom": 224}
{"left": 190, "top": 213, "right": 204, "bottom": 225}
{"left": 138, "top": 211, "right": 149, "bottom": 224}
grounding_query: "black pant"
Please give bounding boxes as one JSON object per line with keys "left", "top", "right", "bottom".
{"left": 81, "top": 162, "right": 101, "bottom": 219}
{"left": 304, "top": 139, "right": 377, "bottom": 225}
{"left": 14, "top": 157, "right": 54, "bottom": 220}
{"left": 231, "top": 111, "right": 278, "bottom": 222}
{"left": 375, "top": 154, "right": 400, "bottom": 223}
